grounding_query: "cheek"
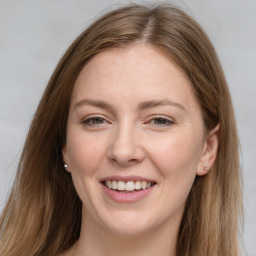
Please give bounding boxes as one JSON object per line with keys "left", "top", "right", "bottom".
{"left": 66, "top": 130, "right": 106, "bottom": 176}
{"left": 148, "top": 131, "right": 202, "bottom": 189}
{"left": 134, "top": 131, "right": 203, "bottom": 226}
{"left": 65, "top": 131, "right": 108, "bottom": 207}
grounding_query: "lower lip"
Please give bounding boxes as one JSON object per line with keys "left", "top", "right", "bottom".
{"left": 101, "top": 184, "right": 155, "bottom": 203}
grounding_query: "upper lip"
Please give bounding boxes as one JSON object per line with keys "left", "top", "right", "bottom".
{"left": 100, "top": 175, "right": 156, "bottom": 183}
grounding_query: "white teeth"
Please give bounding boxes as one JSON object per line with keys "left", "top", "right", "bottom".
{"left": 126, "top": 181, "right": 135, "bottom": 191}
{"left": 141, "top": 181, "right": 147, "bottom": 189}
{"left": 106, "top": 180, "right": 112, "bottom": 189}
{"left": 117, "top": 181, "right": 126, "bottom": 191}
{"left": 135, "top": 181, "right": 142, "bottom": 190}
{"left": 112, "top": 180, "right": 118, "bottom": 190}
{"left": 104, "top": 180, "right": 154, "bottom": 192}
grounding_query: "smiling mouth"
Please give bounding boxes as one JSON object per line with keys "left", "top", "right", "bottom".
{"left": 102, "top": 180, "right": 156, "bottom": 193}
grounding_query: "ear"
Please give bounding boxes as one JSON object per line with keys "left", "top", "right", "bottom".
{"left": 62, "top": 145, "right": 70, "bottom": 173}
{"left": 197, "top": 123, "right": 220, "bottom": 176}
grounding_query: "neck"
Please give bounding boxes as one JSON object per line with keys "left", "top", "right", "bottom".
{"left": 72, "top": 209, "right": 179, "bottom": 256}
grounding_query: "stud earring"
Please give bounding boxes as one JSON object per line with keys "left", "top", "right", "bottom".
{"left": 203, "top": 166, "right": 209, "bottom": 172}
{"left": 64, "top": 163, "right": 68, "bottom": 169}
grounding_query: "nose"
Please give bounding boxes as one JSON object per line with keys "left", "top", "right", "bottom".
{"left": 107, "top": 123, "right": 145, "bottom": 167}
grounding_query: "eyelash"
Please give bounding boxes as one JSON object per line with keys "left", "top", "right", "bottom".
{"left": 81, "top": 116, "right": 174, "bottom": 128}
{"left": 147, "top": 116, "right": 174, "bottom": 126}
{"left": 81, "top": 116, "right": 108, "bottom": 127}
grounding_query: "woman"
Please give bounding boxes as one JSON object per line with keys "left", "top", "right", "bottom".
{"left": 0, "top": 4, "right": 243, "bottom": 256}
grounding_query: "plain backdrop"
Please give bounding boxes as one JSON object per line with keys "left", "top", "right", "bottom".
{"left": 0, "top": 0, "right": 255, "bottom": 255}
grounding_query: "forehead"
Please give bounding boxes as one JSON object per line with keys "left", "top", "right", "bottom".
{"left": 71, "top": 44, "right": 200, "bottom": 113}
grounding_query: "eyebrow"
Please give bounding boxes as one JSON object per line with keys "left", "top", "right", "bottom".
{"left": 74, "top": 99, "right": 115, "bottom": 112}
{"left": 138, "top": 99, "right": 185, "bottom": 111}
{"left": 73, "top": 98, "right": 185, "bottom": 111}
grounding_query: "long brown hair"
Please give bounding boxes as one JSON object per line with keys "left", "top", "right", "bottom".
{"left": 0, "top": 4, "right": 243, "bottom": 256}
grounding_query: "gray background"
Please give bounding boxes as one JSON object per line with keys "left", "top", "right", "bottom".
{"left": 0, "top": 0, "right": 255, "bottom": 255}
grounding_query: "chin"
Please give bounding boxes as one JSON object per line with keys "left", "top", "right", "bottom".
{"left": 98, "top": 209, "right": 157, "bottom": 236}
{"left": 106, "top": 221, "right": 152, "bottom": 236}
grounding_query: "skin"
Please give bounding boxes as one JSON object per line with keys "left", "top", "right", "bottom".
{"left": 62, "top": 44, "right": 219, "bottom": 256}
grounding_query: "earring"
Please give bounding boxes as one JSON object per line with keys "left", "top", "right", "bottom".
{"left": 64, "top": 163, "right": 68, "bottom": 169}
{"left": 203, "top": 166, "right": 209, "bottom": 172}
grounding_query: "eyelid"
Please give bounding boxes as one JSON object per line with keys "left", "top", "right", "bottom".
{"left": 147, "top": 114, "right": 174, "bottom": 122}
{"left": 80, "top": 114, "right": 111, "bottom": 127}
{"left": 145, "top": 115, "right": 175, "bottom": 126}
{"left": 80, "top": 113, "right": 110, "bottom": 121}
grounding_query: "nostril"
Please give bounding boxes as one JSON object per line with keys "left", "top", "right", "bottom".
{"left": 109, "top": 157, "right": 140, "bottom": 167}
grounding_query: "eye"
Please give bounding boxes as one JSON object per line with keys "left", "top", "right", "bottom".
{"left": 148, "top": 116, "right": 174, "bottom": 127}
{"left": 81, "top": 116, "right": 108, "bottom": 127}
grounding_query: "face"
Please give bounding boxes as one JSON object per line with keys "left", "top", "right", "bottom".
{"left": 63, "top": 44, "right": 215, "bottom": 236}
